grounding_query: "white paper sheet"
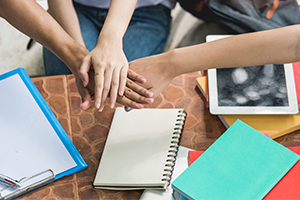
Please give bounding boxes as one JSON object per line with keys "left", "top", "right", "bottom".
{"left": 0, "top": 74, "right": 76, "bottom": 197}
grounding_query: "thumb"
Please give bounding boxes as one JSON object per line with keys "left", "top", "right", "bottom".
{"left": 79, "top": 56, "right": 92, "bottom": 87}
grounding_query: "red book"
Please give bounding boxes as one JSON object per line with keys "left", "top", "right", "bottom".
{"left": 293, "top": 62, "right": 300, "bottom": 109}
{"left": 188, "top": 146, "right": 300, "bottom": 199}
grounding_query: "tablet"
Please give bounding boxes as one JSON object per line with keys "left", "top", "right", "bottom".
{"left": 207, "top": 35, "right": 298, "bottom": 115}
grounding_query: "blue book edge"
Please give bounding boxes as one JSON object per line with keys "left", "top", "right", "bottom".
{"left": 0, "top": 68, "right": 88, "bottom": 199}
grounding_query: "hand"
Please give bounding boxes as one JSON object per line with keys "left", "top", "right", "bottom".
{"left": 60, "top": 45, "right": 94, "bottom": 111}
{"left": 85, "top": 70, "right": 154, "bottom": 110}
{"left": 128, "top": 53, "right": 177, "bottom": 99}
{"left": 79, "top": 39, "right": 128, "bottom": 112}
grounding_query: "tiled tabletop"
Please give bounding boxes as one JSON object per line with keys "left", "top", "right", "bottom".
{"left": 17, "top": 72, "right": 300, "bottom": 200}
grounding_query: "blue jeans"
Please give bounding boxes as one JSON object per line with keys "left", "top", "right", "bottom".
{"left": 43, "top": 3, "right": 172, "bottom": 75}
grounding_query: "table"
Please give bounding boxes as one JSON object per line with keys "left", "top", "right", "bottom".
{"left": 18, "top": 72, "right": 300, "bottom": 199}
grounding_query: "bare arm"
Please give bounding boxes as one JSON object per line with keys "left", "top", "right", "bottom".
{"left": 0, "top": 0, "right": 152, "bottom": 110}
{"left": 0, "top": 0, "right": 92, "bottom": 109}
{"left": 79, "top": 0, "right": 138, "bottom": 112}
{"left": 47, "top": 0, "right": 85, "bottom": 46}
{"left": 129, "top": 25, "right": 300, "bottom": 98}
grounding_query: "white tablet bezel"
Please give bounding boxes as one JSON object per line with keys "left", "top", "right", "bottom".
{"left": 206, "top": 35, "right": 298, "bottom": 115}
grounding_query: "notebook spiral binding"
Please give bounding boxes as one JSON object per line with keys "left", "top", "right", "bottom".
{"left": 161, "top": 109, "right": 187, "bottom": 186}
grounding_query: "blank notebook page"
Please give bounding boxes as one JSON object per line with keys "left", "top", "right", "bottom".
{"left": 94, "top": 107, "right": 183, "bottom": 188}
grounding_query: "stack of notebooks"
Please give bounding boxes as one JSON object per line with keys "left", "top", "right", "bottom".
{"left": 196, "top": 62, "right": 300, "bottom": 139}
{"left": 171, "top": 120, "right": 300, "bottom": 200}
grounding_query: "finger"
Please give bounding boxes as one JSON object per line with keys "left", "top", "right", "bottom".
{"left": 99, "top": 67, "right": 113, "bottom": 111}
{"left": 108, "top": 68, "right": 120, "bottom": 109}
{"left": 123, "top": 87, "right": 154, "bottom": 104}
{"left": 126, "top": 78, "right": 153, "bottom": 98}
{"left": 116, "top": 94, "right": 144, "bottom": 109}
{"left": 118, "top": 66, "right": 128, "bottom": 96}
{"left": 80, "top": 88, "right": 92, "bottom": 110}
{"left": 79, "top": 56, "right": 92, "bottom": 87}
{"left": 76, "top": 78, "right": 92, "bottom": 110}
{"left": 94, "top": 70, "right": 105, "bottom": 110}
{"left": 127, "top": 69, "right": 146, "bottom": 84}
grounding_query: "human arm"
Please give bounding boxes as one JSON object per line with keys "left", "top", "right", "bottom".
{"left": 47, "top": 0, "right": 85, "bottom": 46}
{"left": 0, "top": 0, "right": 93, "bottom": 109}
{"left": 79, "top": 0, "right": 138, "bottom": 112}
{"left": 129, "top": 25, "right": 300, "bottom": 98}
{"left": 0, "top": 0, "right": 152, "bottom": 110}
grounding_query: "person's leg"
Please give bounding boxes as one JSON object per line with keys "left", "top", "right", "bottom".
{"left": 43, "top": 45, "right": 72, "bottom": 75}
{"left": 123, "top": 4, "right": 172, "bottom": 62}
{"left": 43, "top": 3, "right": 101, "bottom": 75}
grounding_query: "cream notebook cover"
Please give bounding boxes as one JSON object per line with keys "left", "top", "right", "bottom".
{"left": 93, "top": 108, "right": 186, "bottom": 190}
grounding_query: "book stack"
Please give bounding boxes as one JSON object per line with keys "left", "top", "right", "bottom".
{"left": 196, "top": 62, "right": 300, "bottom": 139}
{"left": 171, "top": 120, "right": 300, "bottom": 200}
{"left": 187, "top": 146, "right": 300, "bottom": 199}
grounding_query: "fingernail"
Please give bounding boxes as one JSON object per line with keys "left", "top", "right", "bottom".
{"left": 83, "top": 81, "right": 88, "bottom": 87}
{"left": 95, "top": 102, "right": 100, "bottom": 109}
{"left": 98, "top": 106, "right": 104, "bottom": 112}
{"left": 119, "top": 90, "right": 124, "bottom": 96}
{"left": 140, "top": 77, "right": 146, "bottom": 83}
{"left": 125, "top": 107, "right": 132, "bottom": 112}
{"left": 109, "top": 102, "right": 115, "bottom": 108}
{"left": 136, "top": 103, "right": 143, "bottom": 109}
{"left": 145, "top": 91, "right": 153, "bottom": 97}
{"left": 145, "top": 98, "right": 154, "bottom": 103}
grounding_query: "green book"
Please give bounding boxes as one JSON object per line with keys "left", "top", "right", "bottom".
{"left": 172, "top": 120, "right": 299, "bottom": 200}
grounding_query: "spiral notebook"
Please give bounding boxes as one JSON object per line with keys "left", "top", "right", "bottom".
{"left": 93, "top": 107, "right": 186, "bottom": 190}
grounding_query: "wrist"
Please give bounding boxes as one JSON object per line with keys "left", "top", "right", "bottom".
{"left": 165, "top": 49, "right": 186, "bottom": 78}
{"left": 98, "top": 31, "right": 123, "bottom": 48}
{"left": 58, "top": 39, "right": 89, "bottom": 75}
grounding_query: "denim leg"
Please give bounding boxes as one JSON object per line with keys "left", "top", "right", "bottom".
{"left": 43, "top": 4, "right": 102, "bottom": 75}
{"left": 123, "top": 5, "right": 172, "bottom": 62}
{"left": 43, "top": 4, "right": 171, "bottom": 75}
{"left": 74, "top": 3, "right": 103, "bottom": 51}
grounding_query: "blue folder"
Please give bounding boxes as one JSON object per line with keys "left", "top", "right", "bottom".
{"left": 0, "top": 68, "right": 87, "bottom": 199}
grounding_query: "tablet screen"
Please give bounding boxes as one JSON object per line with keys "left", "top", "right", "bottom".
{"left": 217, "top": 64, "right": 288, "bottom": 107}
{"left": 206, "top": 35, "right": 298, "bottom": 115}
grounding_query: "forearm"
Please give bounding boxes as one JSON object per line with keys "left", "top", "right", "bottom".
{"left": 168, "top": 25, "right": 300, "bottom": 77}
{"left": 48, "top": 0, "right": 85, "bottom": 46}
{"left": 98, "top": 0, "right": 137, "bottom": 45}
{"left": 0, "top": 0, "right": 88, "bottom": 73}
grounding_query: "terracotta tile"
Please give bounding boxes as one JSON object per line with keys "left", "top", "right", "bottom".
{"left": 79, "top": 188, "right": 101, "bottom": 200}
{"left": 69, "top": 81, "right": 79, "bottom": 93}
{"left": 70, "top": 96, "right": 82, "bottom": 115}
{"left": 32, "top": 79, "right": 49, "bottom": 100}
{"left": 45, "top": 77, "right": 66, "bottom": 95}
{"left": 49, "top": 96, "right": 68, "bottom": 115}
{"left": 53, "top": 183, "right": 75, "bottom": 199}
{"left": 84, "top": 124, "right": 109, "bottom": 143}
{"left": 73, "top": 136, "right": 92, "bottom": 157}
{"left": 162, "top": 85, "right": 185, "bottom": 102}
{"left": 21, "top": 71, "right": 300, "bottom": 200}
{"left": 81, "top": 113, "right": 94, "bottom": 127}
{"left": 177, "top": 98, "right": 193, "bottom": 112}
{"left": 162, "top": 102, "right": 175, "bottom": 108}
{"left": 184, "top": 115, "right": 198, "bottom": 130}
